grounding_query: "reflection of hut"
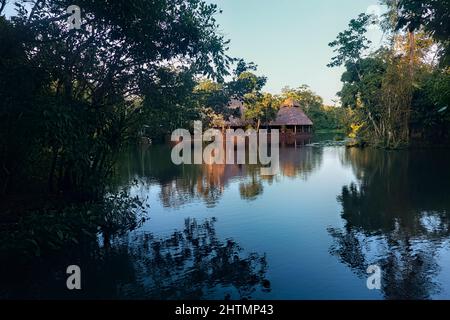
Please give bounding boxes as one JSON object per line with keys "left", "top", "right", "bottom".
{"left": 279, "top": 147, "right": 322, "bottom": 178}
{"left": 269, "top": 98, "right": 313, "bottom": 134}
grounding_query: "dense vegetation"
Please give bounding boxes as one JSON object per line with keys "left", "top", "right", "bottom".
{"left": 2, "top": 1, "right": 449, "bottom": 200}
{"left": 191, "top": 76, "right": 348, "bottom": 133}
{"left": 0, "top": 0, "right": 348, "bottom": 207}
{"left": 1, "top": 0, "right": 449, "bottom": 258}
{"left": 0, "top": 0, "right": 233, "bottom": 256}
{"left": 0, "top": 0, "right": 231, "bottom": 199}
{"left": 328, "top": 0, "right": 450, "bottom": 148}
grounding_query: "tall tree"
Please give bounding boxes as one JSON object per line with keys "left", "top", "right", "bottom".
{"left": 392, "top": 0, "right": 450, "bottom": 65}
{"left": 328, "top": 11, "right": 415, "bottom": 147}
{"left": 243, "top": 93, "right": 278, "bottom": 131}
{"left": 0, "top": 0, "right": 231, "bottom": 196}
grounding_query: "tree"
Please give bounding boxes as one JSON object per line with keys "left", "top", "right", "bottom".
{"left": 243, "top": 93, "right": 278, "bottom": 131}
{"left": 227, "top": 60, "right": 267, "bottom": 100}
{"left": 328, "top": 11, "right": 420, "bottom": 147}
{"left": 0, "top": 15, "right": 48, "bottom": 195}
{"left": 193, "top": 79, "right": 231, "bottom": 129}
{"left": 391, "top": 0, "right": 450, "bottom": 66}
{"left": 410, "top": 66, "right": 450, "bottom": 142}
{"left": 281, "top": 85, "right": 322, "bottom": 112}
{"left": 0, "top": 0, "right": 231, "bottom": 197}
{"left": 327, "top": 13, "right": 373, "bottom": 69}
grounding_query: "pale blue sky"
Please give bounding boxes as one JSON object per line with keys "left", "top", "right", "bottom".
{"left": 209, "top": 0, "right": 385, "bottom": 104}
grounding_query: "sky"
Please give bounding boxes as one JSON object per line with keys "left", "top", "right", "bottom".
{"left": 3, "top": 0, "right": 385, "bottom": 105}
{"left": 209, "top": 0, "right": 385, "bottom": 105}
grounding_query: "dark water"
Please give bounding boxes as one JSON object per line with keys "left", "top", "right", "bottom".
{"left": 3, "top": 136, "right": 450, "bottom": 299}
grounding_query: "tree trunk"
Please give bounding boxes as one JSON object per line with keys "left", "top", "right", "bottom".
{"left": 408, "top": 30, "right": 415, "bottom": 79}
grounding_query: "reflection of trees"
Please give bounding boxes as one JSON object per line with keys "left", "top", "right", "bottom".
{"left": 328, "top": 227, "right": 441, "bottom": 299}
{"left": 239, "top": 181, "right": 263, "bottom": 201}
{"left": 279, "top": 147, "right": 323, "bottom": 179}
{"left": 2, "top": 218, "right": 271, "bottom": 299}
{"left": 330, "top": 148, "right": 450, "bottom": 299}
{"left": 110, "top": 218, "right": 271, "bottom": 299}
{"left": 116, "top": 145, "right": 323, "bottom": 208}
{"left": 158, "top": 164, "right": 246, "bottom": 208}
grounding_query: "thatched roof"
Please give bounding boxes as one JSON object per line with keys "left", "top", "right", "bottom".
{"left": 270, "top": 98, "right": 313, "bottom": 126}
{"left": 219, "top": 98, "right": 313, "bottom": 128}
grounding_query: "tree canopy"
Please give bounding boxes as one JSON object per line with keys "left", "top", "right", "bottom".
{"left": 0, "top": 0, "right": 232, "bottom": 197}
{"left": 328, "top": 1, "right": 450, "bottom": 147}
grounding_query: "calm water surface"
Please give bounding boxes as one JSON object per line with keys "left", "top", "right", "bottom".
{"left": 4, "top": 136, "right": 450, "bottom": 299}
{"left": 108, "top": 138, "right": 450, "bottom": 300}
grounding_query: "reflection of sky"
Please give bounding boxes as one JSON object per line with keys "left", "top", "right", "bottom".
{"left": 122, "top": 144, "right": 450, "bottom": 299}
{"left": 126, "top": 147, "right": 387, "bottom": 299}
{"left": 435, "top": 242, "right": 450, "bottom": 299}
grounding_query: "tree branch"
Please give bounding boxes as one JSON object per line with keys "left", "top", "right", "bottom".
{"left": 0, "top": 0, "right": 7, "bottom": 15}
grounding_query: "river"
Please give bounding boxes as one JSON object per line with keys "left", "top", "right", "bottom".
{"left": 3, "top": 135, "right": 450, "bottom": 299}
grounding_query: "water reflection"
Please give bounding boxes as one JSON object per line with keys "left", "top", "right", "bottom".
{"left": 4, "top": 141, "right": 450, "bottom": 299}
{"left": 101, "top": 217, "right": 271, "bottom": 299}
{"left": 116, "top": 140, "right": 324, "bottom": 208}
{"left": 1, "top": 218, "right": 270, "bottom": 299}
{"left": 278, "top": 147, "right": 323, "bottom": 179}
{"left": 330, "top": 148, "right": 450, "bottom": 299}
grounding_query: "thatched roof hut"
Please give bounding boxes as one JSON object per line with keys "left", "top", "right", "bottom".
{"left": 218, "top": 97, "right": 313, "bottom": 133}
{"left": 270, "top": 98, "right": 313, "bottom": 127}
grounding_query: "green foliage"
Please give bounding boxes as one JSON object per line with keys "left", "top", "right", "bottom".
{"left": 411, "top": 67, "right": 450, "bottom": 141}
{"left": 0, "top": 0, "right": 231, "bottom": 197}
{"left": 328, "top": 5, "right": 450, "bottom": 147}
{"left": 228, "top": 71, "right": 267, "bottom": 99}
{"left": 394, "top": 0, "right": 450, "bottom": 65}
{"left": 0, "top": 190, "right": 148, "bottom": 258}
{"left": 193, "top": 79, "right": 231, "bottom": 127}
{"left": 140, "top": 68, "right": 201, "bottom": 142}
{"left": 281, "top": 85, "right": 323, "bottom": 110}
{"left": 191, "top": 60, "right": 268, "bottom": 129}
{"left": 328, "top": 13, "right": 373, "bottom": 68}
{"left": 243, "top": 93, "right": 278, "bottom": 130}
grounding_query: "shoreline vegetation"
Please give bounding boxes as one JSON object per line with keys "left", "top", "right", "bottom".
{"left": 326, "top": 2, "right": 449, "bottom": 150}
{"left": 0, "top": 0, "right": 449, "bottom": 262}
